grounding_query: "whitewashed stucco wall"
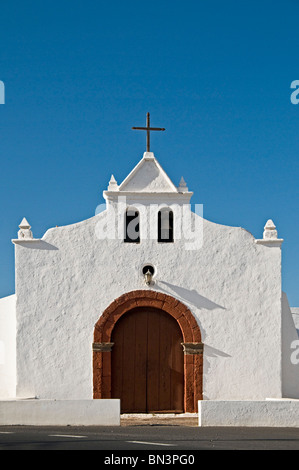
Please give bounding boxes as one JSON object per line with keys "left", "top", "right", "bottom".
{"left": 0, "top": 294, "right": 16, "bottom": 397}
{"left": 13, "top": 207, "right": 286, "bottom": 401}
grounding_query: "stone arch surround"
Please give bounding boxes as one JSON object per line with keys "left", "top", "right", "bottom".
{"left": 93, "top": 290, "right": 203, "bottom": 413}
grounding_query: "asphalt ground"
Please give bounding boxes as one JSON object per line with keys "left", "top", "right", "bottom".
{"left": 0, "top": 416, "right": 299, "bottom": 452}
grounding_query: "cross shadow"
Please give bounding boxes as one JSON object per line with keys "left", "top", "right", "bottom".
{"left": 204, "top": 344, "right": 231, "bottom": 358}
{"left": 158, "top": 281, "right": 226, "bottom": 311}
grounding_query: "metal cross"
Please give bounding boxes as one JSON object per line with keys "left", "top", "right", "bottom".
{"left": 132, "top": 112, "right": 165, "bottom": 152}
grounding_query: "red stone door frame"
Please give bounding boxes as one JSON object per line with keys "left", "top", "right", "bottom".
{"left": 93, "top": 290, "right": 203, "bottom": 413}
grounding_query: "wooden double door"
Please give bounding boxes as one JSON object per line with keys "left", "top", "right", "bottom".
{"left": 111, "top": 307, "right": 184, "bottom": 413}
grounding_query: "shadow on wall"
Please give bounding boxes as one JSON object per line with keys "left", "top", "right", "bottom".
{"left": 158, "top": 281, "right": 226, "bottom": 311}
{"left": 17, "top": 241, "right": 58, "bottom": 250}
{"left": 158, "top": 281, "right": 230, "bottom": 392}
{"left": 204, "top": 344, "right": 231, "bottom": 358}
{"left": 202, "top": 345, "right": 232, "bottom": 399}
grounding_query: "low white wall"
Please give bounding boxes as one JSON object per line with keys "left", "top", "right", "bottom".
{"left": 0, "top": 399, "right": 120, "bottom": 426}
{"left": 0, "top": 295, "right": 16, "bottom": 398}
{"left": 198, "top": 400, "right": 299, "bottom": 427}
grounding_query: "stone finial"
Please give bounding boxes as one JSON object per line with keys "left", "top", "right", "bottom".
{"left": 255, "top": 219, "right": 283, "bottom": 245}
{"left": 178, "top": 176, "right": 188, "bottom": 193}
{"left": 18, "top": 217, "right": 33, "bottom": 240}
{"left": 108, "top": 174, "right": 119, "bottom": 191}
{"left": 263, "top": 219, "right": 278, "bottom": 240}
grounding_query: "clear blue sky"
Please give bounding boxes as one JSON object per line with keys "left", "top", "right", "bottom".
{"left": 0, "top": 0, "right": 298, "bottom": 305}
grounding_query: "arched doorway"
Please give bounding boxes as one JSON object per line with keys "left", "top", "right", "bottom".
{"left": 111, "top": 307, "right": 184, "bottom": 413}
{"left": 93, "top": 290, "right": 203, "bottom": 413}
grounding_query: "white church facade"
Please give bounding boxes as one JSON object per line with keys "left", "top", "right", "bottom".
{"left": 0, "top": 140, "right": 299, "bottom": 424}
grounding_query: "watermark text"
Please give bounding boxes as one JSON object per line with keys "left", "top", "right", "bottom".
{"left": 95, "top": 197, "right": 203, "bottom": 251}
{"left": 290, "top": 80, "right": 299, "bottom": 104}
{"left": 0, "top": 81, "right": 4, "bottom": 104}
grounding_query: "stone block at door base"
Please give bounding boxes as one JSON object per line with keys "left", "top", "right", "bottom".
{"left": 0, "top": 399, "right": 120, "bottom": 426}
{"left": 198, "top": 400, "right": 299, "bottom": 427}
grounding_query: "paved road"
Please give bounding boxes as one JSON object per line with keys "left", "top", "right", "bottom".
{"left": 1, "top": 417, "right": 299, "bottom": 451}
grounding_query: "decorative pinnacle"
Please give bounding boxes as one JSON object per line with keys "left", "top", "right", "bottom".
{"left": 18, "top": 217, "right": 33, "bottom": 240}
{"left": 108, "top": 174, "right": 119, "bottom": 191}
{"left": 263, "top": 219, "right": 278, "bottom": 239}
{"left": 19, "top": 217, "right": 31, "bottom": 229}
{"left": 178, "top": 176, "right": 188, "bottom": 193}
